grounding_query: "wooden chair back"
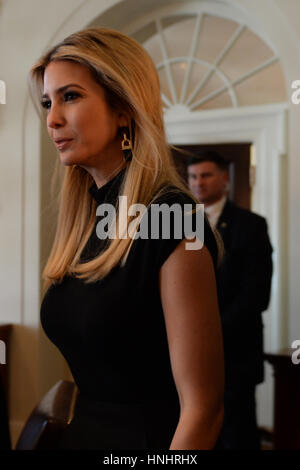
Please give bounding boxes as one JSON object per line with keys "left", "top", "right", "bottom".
{"left": 15, "top": 380, "right": 78, "bottom": 450}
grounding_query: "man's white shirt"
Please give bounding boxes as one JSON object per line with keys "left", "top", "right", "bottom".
{"left": 204, "top": 195, "right": 227, "bottom": 229}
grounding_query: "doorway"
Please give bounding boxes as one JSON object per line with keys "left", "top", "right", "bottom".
{"left": 172, "top": 142, "right": 252, "bottom": 210}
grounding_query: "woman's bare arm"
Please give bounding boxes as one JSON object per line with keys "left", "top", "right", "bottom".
{"left": 159, "top": 240, "right": 224, "bottom": 450}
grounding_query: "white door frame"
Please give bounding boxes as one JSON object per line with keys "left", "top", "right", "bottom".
{"left": 165, "top": 102, "right": 288, "bottom": 427}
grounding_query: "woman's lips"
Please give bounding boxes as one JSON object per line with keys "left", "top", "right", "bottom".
{"left": 55, "top": 139, "right": 73, "bottom": 150}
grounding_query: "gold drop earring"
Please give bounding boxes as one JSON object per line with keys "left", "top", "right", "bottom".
{"left": 120, "top": 126, "right": 133, "bottom": 162}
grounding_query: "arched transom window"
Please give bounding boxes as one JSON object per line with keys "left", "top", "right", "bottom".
{"left": 132, "top": 13, "right": 287, "bottom": 114}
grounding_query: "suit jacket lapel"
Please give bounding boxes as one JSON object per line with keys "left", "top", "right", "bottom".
{"left": 216, "top": 199, "right": 235, "bottom": 244}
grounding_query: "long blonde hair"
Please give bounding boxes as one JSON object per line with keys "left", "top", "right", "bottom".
{"left": 29, "top": 27, "right": 210, "bottom": 289}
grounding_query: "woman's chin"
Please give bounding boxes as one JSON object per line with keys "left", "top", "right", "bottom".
{"left": 58, "top": 153, "right": 80, "bottom": 166}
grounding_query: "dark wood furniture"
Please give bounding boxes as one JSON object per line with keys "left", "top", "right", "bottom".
{"left": 264, "top": 348, "right": 300, "bottom": 450}
{"left": 0, "top": 324, "right": 12, "bottom": 402}
{"left": 16, "top": 380, "right": 78, "bottom": 450}
{"left": 0, "top": 324, "right": 12, "bottom": 449}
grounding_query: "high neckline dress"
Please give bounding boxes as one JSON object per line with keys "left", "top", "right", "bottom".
{"left": 40, "top": 169, "right": 219, "bottom": 450}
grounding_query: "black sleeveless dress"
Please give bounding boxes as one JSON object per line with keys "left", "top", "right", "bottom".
{"left": 40, "top": 169, "right": 218, "bottom": 450}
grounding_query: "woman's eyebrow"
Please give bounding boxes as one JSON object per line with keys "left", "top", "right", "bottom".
{"left": 42, "top": 83, "right": 86, "bottom": 99}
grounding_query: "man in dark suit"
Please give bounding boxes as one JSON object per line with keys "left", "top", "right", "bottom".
{"left": 187, "top": 151, "right": 273, "bottom": 449}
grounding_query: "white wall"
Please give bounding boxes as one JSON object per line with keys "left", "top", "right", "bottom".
{"left": 272, "top": 0, "right": 300, "bottom": 346}
{"left": 1, "top": 0, "right": 300, "bottom": 447}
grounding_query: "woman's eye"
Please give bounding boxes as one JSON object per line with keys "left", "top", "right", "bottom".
{"left": 41, "top": 100, "right": 51, "bottom": 110}
{"left": 40, "top": 92, "right": 80, "bottom": 110}
{"left": 64, "top": 91, "right": 80, "bottom": 102}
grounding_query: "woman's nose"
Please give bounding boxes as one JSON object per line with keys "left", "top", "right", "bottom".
{"left": 47, "top": 104, "right": 65, "bottom": 129}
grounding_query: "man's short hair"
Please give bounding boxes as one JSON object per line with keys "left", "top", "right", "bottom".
{"left": 186, "top": 150, "right": 229, "bottom": 172}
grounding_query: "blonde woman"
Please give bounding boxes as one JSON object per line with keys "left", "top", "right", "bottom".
{"left": 29, "top": 28, "right": 224, "bottom": 450}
